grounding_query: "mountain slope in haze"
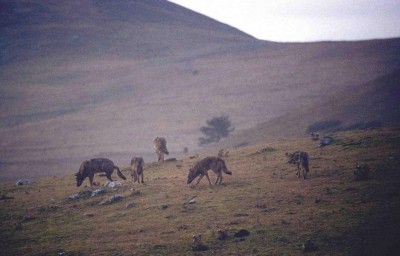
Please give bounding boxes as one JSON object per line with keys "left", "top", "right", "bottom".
{"left": 1, "top": 1, "right": 400, "bottom": 182}
{"left": 216, "top": 69, "right": 400, "bottom": 149}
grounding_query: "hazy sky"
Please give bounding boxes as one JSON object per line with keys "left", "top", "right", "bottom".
{"left": 168, "top": 0, "right": 400, "bottom": 42}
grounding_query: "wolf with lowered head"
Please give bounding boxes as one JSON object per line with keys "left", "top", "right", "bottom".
{"left": 187, "top": 157, "right": 232, "bottom": 186}
{"left": 75, "top": 158, "right": 126, "bottom": 187}
{"left": 130, "top": 157, "right": 145, "bottom": 183}
{"left": 285, "top": 151, "right": 310, "bottom": 179}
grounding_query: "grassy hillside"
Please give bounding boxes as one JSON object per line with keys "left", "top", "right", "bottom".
{"left": 1, "top": 128, "right": 399, "bottom": 255}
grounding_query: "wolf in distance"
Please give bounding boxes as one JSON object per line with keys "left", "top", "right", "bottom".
{"left": 130, "top": 157, "right": 145, "bottom": 183}
{"left": 154, "top": 137, "right": 169, "bottom": 162}
{"left": 75, "top": 158, "right": 126, "bottom": 187}
{"left": 187, "top": 157, "right": 232, "bottom": 186}
{"left": 285, "top": 151, "right": 310, "bottom": 179}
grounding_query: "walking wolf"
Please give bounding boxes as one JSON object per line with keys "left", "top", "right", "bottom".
{"left": 187, "top": 157, "right": 232, "bottom": 186}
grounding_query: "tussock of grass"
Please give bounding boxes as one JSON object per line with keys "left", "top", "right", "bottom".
{"left": 1, "top": 128, "right": 400, "bottom": 255}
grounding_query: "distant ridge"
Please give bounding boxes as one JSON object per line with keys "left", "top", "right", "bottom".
{"left": 0, "top": 0, "right": 257, "bottom": 64}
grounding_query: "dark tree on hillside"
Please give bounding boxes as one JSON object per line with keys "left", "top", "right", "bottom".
{"left": 198, "top": 115, "right": 235, "bottom": 146}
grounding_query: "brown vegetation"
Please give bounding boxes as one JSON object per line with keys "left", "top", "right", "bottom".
{"left": 1, "top": 128, "right": 399, "bottom": 255}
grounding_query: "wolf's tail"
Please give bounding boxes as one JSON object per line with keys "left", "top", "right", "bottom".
{"left": 162, "top": 146, "right": 169, "bottom": 155}
{"left": 115, "top": 167, "right": 127, "bottom": 180}
{"left": 221, "top": 161, "right": 232, "bottom": 175}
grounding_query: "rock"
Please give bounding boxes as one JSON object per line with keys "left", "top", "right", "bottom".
{"left": 69, "top": 190, "right": 92, "bottom": 200}
{"left": 191, "top": 243, "right": 209, "bottom": 251}
{"left": 216, "top": 229, "right": 228, "bottom": 240}
{"left": 125, "top": 201, "right": 135, "bottom": 209}
{"left": 104, "top": 181, "right": 124, "bottom": 188}
{"left": 15, "top": 179, "right": 31, "bottom": 186}
{"left": 99, "top": 194, "right": 125, "bottom": 205}
{"left": 91, "top": 188, "right": 106, "bottom": 197}
{"left": 302, "top": 239, "right": 318, "bottom": 252}
{"left": 189, "top": 198, "right": 197, "bottom": 204}
{"left": 69, "top": 194, "right": 80, "bottom": 200}
{"left": 353, "top": 164, "right": 370, "bottom": 181}
{"left": 234, "top": 229, "right": 250, "bottom": 238}
{"left": 319, "top": 136, "right": 333, "bottom": 147}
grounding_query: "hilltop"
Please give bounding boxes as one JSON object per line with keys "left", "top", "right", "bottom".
{"left": 1, "top": 0, "right": 400, "bottom": 182}
{"left": 1, "top": 128, "right": 399, "bottom": 255}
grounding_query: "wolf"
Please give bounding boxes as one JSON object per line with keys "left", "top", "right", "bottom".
{"left": 75, "top": 158, "right": 126, "bottom": 187}
{"left": 187, "top": 157, "right": 232, "bottom": 186}
{"left": 285, "top": 151, "right": 310, "bottom": 179}
{"left": 154, "top": 137, "right": 169, "bottom": 162}
{"left": 130, "top": 157, "right": 144, "bottom": 183}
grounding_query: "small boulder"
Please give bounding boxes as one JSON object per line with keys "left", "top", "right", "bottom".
{"left": 104, "top": 181, "right": 124, "bottom": 188}
{"left": 91, "top": 188, "right": 106, "bottom": 197}
{"left": 302, "top": 239, "right": 318, "bottom": 252}
{"left": 234, "top": 229, "right": 250, "bottom": 238}
{"left": 216, "top": 229, "right": 228, "bottom": 240}
{"left": 99, "top": 194, "right": 125, "bottom": 205}
{"left": 192, "top": 243, "right": 209, "bottom": 251}
{"left": 16, "top": 179, "right": 31, "bottom": 186}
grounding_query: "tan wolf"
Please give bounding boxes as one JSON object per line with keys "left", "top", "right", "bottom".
{"left": 130, "top": 157, "right": 144, "bottom": 183}
{"left": 154, "top": 137, "right": 169, "bottom": 162}
{"left": 187, "top": 157, "right": 232, "bottom": 186}
{"left": 75, "top": 158, "right": 126, "bottom": 187}
{"left": 285, "top": 151, "right": 310, "bottom": 179}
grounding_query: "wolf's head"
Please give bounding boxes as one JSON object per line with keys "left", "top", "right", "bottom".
{"left": 131, "top": 157, "right": 144, "bottom": 169}
{"left": 285, "top": 152, "right": 297, "bottom": 164}
{"left": 75, "top": 171, "right": 85, "bottom": 187}
{"left": 187, "top": 168, "right": 197, "bottom": 184}
{"left": 75, "top": 160, "right": 90, "bottom": 187}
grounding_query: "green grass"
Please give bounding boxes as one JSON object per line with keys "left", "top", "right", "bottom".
{"left": 1, "top": 128, "right": 400, "bottom": 255}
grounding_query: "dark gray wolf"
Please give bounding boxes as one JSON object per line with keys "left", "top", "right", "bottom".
{"left": 75, "top": 158, "right": 126, "bottom": 187}
{"left": 154, "top": 137, "right": 169, "bottom": 162}
{"left": 285, "top": 151, "right": 310, "bottom": 179}
{"left": 187, "top": 157, "right": 232, "bottom": 186}
{"left": 130, "top": 157, "right": 144, "bottom": 183}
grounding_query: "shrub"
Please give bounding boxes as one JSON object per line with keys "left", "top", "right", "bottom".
{"left": 198, "top": 115, "right": 234, "bottom": 146}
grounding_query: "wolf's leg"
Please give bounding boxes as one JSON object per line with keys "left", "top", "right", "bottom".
{"left": 216, "top": 175, "right": 222, "bottom": 184}
{"left": 303, "top": 167, "right": 307, "bottom": 179}
{"left": 204, "top": 173, "right": 212, "bottom": 186}
{"left": 89, "top": 174, "right": 94, "bottom": 187}
{"left": 131, "top": 170, "right": 138, "bottom": 183}
{"left": 106, "top": 173, "right": 113, "bottom": 182}
{"left": 296, "top": 163, "right": 301, "bottom": 178}
{"left": 196, "top": 174, "right": 204, "bottom": 185}
{"left": 140, "top": 172, "right": 144, "bottom": 183}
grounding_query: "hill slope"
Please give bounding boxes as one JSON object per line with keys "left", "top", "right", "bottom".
{"left": 1, "top": 1, "right": 400, "bottom": 182}
{"left": 1, "top": 128, "right": 399, "bottom": 255}
{"left": 215, "top": 68, "right": 400, "bottom": 149}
